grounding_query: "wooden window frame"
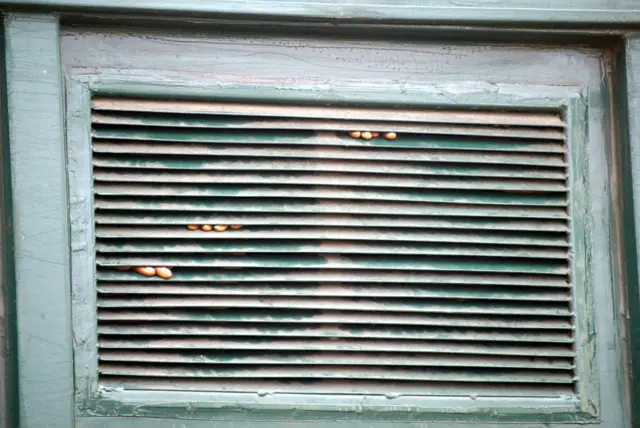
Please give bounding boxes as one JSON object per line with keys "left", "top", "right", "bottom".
{"left": 1, "top": 5, "right": 639, "bottom": 428}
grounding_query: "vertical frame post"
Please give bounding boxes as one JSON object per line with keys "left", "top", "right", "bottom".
{"left": 3, "top": 13, "right": 73, "bottom": 428}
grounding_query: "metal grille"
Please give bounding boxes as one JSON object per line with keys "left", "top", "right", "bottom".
{"left": 92, "top": 97, "right": 574, "bottom": 397}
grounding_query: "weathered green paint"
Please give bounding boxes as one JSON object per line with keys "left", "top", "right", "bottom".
{"left": 96, "top": 283, "right": 571, "bottom": 300}
{"left": 96, "top": 323, "right": 573, "bottom": 340}
{"left": 93, "top": 156, "right": 566, "bottom": 179}
{"left": 0, "top": 5, "right": 633, "bottom": 427}
{"left": 94, "top": 269, "right": 567, "bottom": 286}
{"left": 619, "top": 34, "right": 640, "bottom": 428}
{"left": 75, "top": 416, "right": 592, "bottom": 428}
{"left": 0, "top": 19, "right": 18, "bottom": 428}
{"left": 90, "top": 97, "right": 564, "bottom": 125}
{"left": 94, "top": 227, "right": 568, "bottom": 245}
{"left": 57, "top": 21, "right": 615, "bottom": 423}
{"left": 98, "top": 308, "right": 573, "bottom": 328}
{"left": 65, "top": 69, "right": 96, "bottom": 424}
{"left": 94, "top": 198, "right": 568, "bottom": 217}
{"left": 3, "top": 13, "right": 73, "bottom": 428}
{"left": 92, "top": 140, "right": 566, "bottom": 163}
{"left": 93, "top": 133, "right": 566, "bottom": 152}
{"left": 96, "top": 296, "right": 570, "bottom": 315}
{"left": 96, "top": 240, "right": 569, "bottom": 258}
{"left": 0, "top": 0, "right": 640, "bottom": 27}
{"left": 96, "top": 255, "right": 568, "bottom": 274}
{"left": 75, "top": 392, "right": 592, "bottom": 424}
{"left": 88, "top": 87, "right": 576, "bottom": 402}
{"left": 90, "top": 111, "right": 564, "bottom": 138}
{"left": 98, "top": 350, "right": 574, "bottom": 369}
{"left": 98, "top": 365, "right": 574, "bottom": 383}
{"left": 95, "top": 213, "right": 569, "bottom": 231}
{"left": 94, "top": 128, "right": 565, "bottom": 150}
{"left": 93, "top": 184, "right": 568, "bottom": 205}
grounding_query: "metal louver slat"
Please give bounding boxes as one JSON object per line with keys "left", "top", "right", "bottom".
{"left": 92, "top": 97, "right": 574, "bottom": 397}
{"left": 94, "top": 183, "right": 567, "bottom": 205}
{"left": 99, "top": 337, "right": 574, "bottom": 357}
{"left": 97, "top": 283, "right": 571, "bottom": 300}
{"left": 97, "top": 364, "right": 574, "bottom": 383}
{"left": 92, "top": 141, "right": 566, "bottom": 165}
{"left": 91, "top": 97, "right": 565, "bottom": 127}
{"left": 95, "top": 227, "right": 568, "bottom": 245}
{"left": 97, "top": 324, "right": 573, "bottom": 343}
{"left": 93, "top": 121, "right": 563, "bottom": 139}
{"left": 97, "top": 296, "right": 570, "bottom": 316}
{"left": 98, "top": 309, "right": 572, "bottom": 329}
{"left": 98, "top": 350, "right": 574, "bottom": 370}
{"left": 96, "top": 241, "right": 569, "bottom": 258}
{"left": 96, "top": 255, "right": 568, "bottom": 274}
{"left": 95, "top": 199, "right": 568, "bottom": 219}
{"left": 97, "top": 269, "right": 568, "bottom": 286}
{"left": 95, "top": 212, "right": 569, "bottom": 231}
{"left": 95, "top": 169, "right": 567, "bottom": 191}
{"left": 92, "top": 155, "right": 565, "bottom": 179}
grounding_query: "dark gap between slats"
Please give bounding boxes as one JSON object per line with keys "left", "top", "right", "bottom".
{"left": 93, "top": 210, "right": 570, "bottom": 232}
{"left": 94, "top": 226, "right": 569, "bottom": 240}
{"left": 92, "top": 123, "right": 565, "bottom": 140}
{"left": 92, "top": 151, "right": 566, "bottom": 173}
{"left": 96, "top": 363, "right": 573, "bottom": 384}
{"left": 96, "top": 349, "right": 575, "bottom": 368}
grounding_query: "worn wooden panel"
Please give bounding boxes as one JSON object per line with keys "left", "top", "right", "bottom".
{"left": 1, "top": 0, "right": 640, "bottom": 26}
{"left": 621, "top": 34, "right": 640, "bottom": 428}
{"left": 61, "top": 33, "right": 605, "bottom": 94}
{"left": 4, "top": 13, "right": 73, "bottom": 428}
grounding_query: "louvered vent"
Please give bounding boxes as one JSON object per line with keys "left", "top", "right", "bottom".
{"left": 92, "top": 97, "right": 574, "bottom": 398}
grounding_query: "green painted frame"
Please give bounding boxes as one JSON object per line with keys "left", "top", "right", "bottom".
{"left": 1, "top": 0, "right": 640, "bottom": 27}
{"left": 65, "top": 71, "right": 597, "bottom": 424}
{"left": 0, "top": 18, "right": 18, "bottom": 428}
{"left": 617, "top": 32, "right": 640, "bottom": 428}
{"left": 0, "top": 2, "right": 639, "bottom": 427}
{"left": 62, "top": 22, "right": 620, "bottom": 427}
{"left": 2, "top": 13, "right": 74, "bottom": 428}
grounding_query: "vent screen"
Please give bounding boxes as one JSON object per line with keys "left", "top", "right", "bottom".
{"left": 92, "top": 97, "right": 574, "bottom": 397}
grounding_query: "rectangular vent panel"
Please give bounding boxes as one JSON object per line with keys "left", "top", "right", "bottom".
{"left": 91, "top": 97, "right": 574, "bottom": 398}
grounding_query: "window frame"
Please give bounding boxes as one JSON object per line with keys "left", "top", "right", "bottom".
{"left": 2, "top": 10, "right": 637, "bottom": 428}
{"left": 63, "top": 26, "right": 607, "bottom": 423}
